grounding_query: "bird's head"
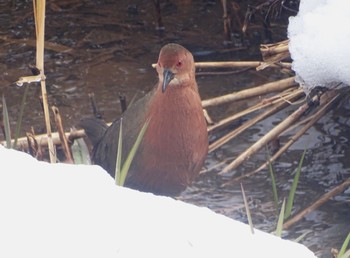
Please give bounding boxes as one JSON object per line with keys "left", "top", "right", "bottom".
{"left": 156, "top": 43, "right": 195, "bottom": 93}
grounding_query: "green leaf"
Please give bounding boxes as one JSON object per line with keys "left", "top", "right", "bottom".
{"left": 285, "top": 147, "right": 307, "bottom": 219}
{"left": 13, "top": 84, "right": 29, "bottom": 149}
{"left": 268, "top": 156, "right": 279, "bottom": 213}
{"left": 115, "top": 118, "right": 123, "bottom": 185}
{"left": 71, "top": 134, "right": 91, "bottom": 165}
{"left": 2, "top": 95, "right": 12, "bottom": 149}
{"left": 339, "top": 232, "right": 350, "bottom": 258}
{"left": 339, "top": 249, "right": 350, "bottom": 258}
{"left": 293, "top": 230, "right": 311, "bottom": 243}
{"left": 118, "top": 118, "right": 150, "bottom": 186}
{"left": 275, "top": 198, "right": 286, "bottom": 237}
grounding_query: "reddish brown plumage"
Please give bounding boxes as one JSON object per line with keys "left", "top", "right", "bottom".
{"left": 81, "top": 43, "right": 208, "bottom": 196}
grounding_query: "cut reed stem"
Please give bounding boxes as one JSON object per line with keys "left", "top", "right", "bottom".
{"left": 202, "top": 76, "right": 297, "bottom": 108}
{"left": 33, "top": 0, "right": 56, "bottom": 162}
{"left": 52, "top": 106, "right": 73, "bottom": 163}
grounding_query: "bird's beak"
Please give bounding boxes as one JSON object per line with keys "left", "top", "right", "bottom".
{"left": 162, "top": 69, "right": 175, "bottom": 93}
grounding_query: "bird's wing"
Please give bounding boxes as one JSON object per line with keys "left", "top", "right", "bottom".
{"left": 79, "top": 117, "right": 109, "bottom": 146}
{"left": 92, "top": 87, "right": 157, "bottom": 177}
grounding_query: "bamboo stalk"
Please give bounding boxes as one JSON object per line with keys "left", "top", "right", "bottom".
{"left": 283, "top": 176, "right": 350, "bottom": 229}
{"left": 33, "top": 0, "right": 56, "bottom": 163}
{"left": 221, "top": 90, "right": 340, "bottom": 186}
{"left": 202, "top": 76, "right": 297, "bottom": 108}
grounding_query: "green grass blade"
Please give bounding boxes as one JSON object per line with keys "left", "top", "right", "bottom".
{"left": 241, "top": 183, "right": 254, "bottom": 234}
{"left": 268, "top": 156, "right": 279, "bottom": 213}
{"left": 339, "top": 232, "right": 350, "bottom": 258}
{"left": 115, "top": 118, "right": 123, "bottom": 185}
{"left": 2, "top": 95, "right": 12, "bottom": 149}
{"left": 285, "top": 148, "right": 307, "bottom": 219}
{"left": 13, "top": 84, "right": 29, "bottom": 149}
{"left": 119, "top": 118, "right": 149, "bottom": 186}
{"left": 275, "top": 198, "right": 286, "bottom": 237}
{"left": 339, "top": 249, "right": 350, "bottom": 258}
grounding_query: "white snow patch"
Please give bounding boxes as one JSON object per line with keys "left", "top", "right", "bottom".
{"left": 0, "top": 146, "right": 315, "bottom": 257}
{"left": 288, "top": 0, "right": 350, "bottom": 93}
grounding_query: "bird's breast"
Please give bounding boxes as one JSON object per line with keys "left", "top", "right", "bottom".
{"left": 135, "top": 88, "right": 208, "bottom": 180}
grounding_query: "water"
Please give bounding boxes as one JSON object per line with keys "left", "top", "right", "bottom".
{"left": 0, "top": 1, "right": 349, "bottom": 257}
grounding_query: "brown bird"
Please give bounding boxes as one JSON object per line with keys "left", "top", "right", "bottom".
{"left": 81, "top": 43, "right": 208, "bottom": 196}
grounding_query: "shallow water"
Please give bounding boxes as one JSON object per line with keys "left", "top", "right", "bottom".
{"left": 0, "top": 1, "right": 349, "bottom": 257}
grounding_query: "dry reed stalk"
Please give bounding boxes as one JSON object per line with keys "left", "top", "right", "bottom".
{"left": 260, "top": 40, "right": 289, "bottom": 57}
{"left": 202, "top": 76, "right": 297, "bottom": 108}
{"left": 219, "top": 97, "right": 312, "bottom": 175}
{"left": 33, "top": 0, "right": 56, "bottom": 163}
{"left": 52, "top": 106, "right": 73, "bottom": 163}
{"left": 283, "top": 176, "right": 350, "bottom": 229}
{"left": 258, "top": 40, "right": 290, "bottom": 70}
{"left": 221, "top": 90, "right": 341, "bottom": 186}
{"left": 151, "top": 61, "right": 292, "bottom": 69}
{"left": 208, "top": 87, "right": 302, "bottom": 132}
{"left": 209, "top": 89, "right": 304, "bottom": 153}
{"left": 1, "top": 129, "right": 86, "bottom": 150}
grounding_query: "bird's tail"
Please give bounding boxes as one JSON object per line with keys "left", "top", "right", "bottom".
{"left": 79, "top": 117, "right": 108, "bottom": 146}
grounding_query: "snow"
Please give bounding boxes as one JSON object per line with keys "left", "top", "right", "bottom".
{"left": 0, "top": 145, "right": 315, "bottom": 258}
{"left": 288, "top": 0, "right": 350, "bottom": 93}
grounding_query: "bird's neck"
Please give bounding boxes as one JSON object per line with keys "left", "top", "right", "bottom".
{"left": 147, "top": 84, "right": 203, "bottom": 127}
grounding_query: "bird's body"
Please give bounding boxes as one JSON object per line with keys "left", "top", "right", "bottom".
{"left": 81, "top": 43, "right": 208, "bottom": 196}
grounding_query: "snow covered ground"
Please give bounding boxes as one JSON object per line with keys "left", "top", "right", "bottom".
{"left": 288, "top": 0, "right": 350, "bottom": 93}
{"left": 0, "top": 146, "right": 315, "bottom": 257}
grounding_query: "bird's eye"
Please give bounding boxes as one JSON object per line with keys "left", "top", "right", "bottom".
{"left": 176, "top": 60, "right": 183, "bottom": 68}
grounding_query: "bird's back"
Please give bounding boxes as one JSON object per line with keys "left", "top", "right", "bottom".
{"left": 82, "top": 88, "right": 156, "bottom": 177}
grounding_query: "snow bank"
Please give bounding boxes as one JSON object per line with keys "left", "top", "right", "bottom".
{"left": 0, "top": 146, "right": 315, "bottom": 258}
{"left": 288, "top": 0, "right": 350, "bottom": 93}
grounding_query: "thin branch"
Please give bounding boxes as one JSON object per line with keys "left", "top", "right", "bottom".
{"left": 283, "top": 176, "right": 350, "bottom": 229}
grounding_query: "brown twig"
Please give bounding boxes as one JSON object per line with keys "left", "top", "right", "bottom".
{"left": 283, "top": 176, "right": 350, "bottom": 229}
{"left": 52, "top": 106, "right": 73, "bottom": 163}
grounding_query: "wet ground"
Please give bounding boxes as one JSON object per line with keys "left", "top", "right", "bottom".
{"left": 0, "top": 1, "right": 349, "bottom": 257}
